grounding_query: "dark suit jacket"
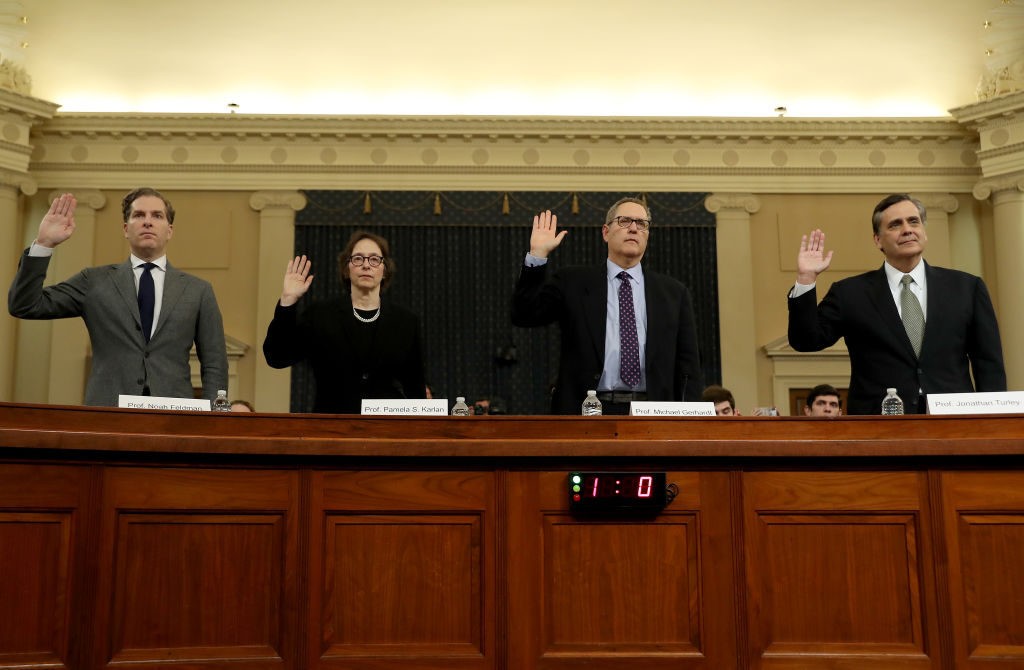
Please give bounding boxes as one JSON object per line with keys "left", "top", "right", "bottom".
{"left": 263, "top": 297, "right": 426, "bottom": 414}
{"left": 787, "top": 262, "right": 1005, "bottom": 415}
{"left": 8, "top": 251, "right": 228, "bottom": 406}
{"left": 512, "top": 262, "right": 704, "bottom": 414}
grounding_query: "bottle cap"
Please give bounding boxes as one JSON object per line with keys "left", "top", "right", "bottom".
{"left": 886, "top": 387, "right": 896, "bottom": 393}
{"left": 586, "top": 389, "right": 596, "bottom": 395}
{"left": 456, "top": 396, "right": 465, "bottom": 402}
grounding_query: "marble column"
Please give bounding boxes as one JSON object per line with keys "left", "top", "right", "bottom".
{"left": 0, "top": 174, "right": 36, "bottom": 401}
{"left": 250, "top": 191, "right": 307, "bottom": 413}
{"left": 704, "top": 193, "right": 761, "bottom": 410}
{"left": 975, "top": 176, "right": 1024, "bottom": 390}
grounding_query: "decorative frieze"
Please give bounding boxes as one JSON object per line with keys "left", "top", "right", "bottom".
{"left": 27, "top": 114, "right": 981, "bottom": 194}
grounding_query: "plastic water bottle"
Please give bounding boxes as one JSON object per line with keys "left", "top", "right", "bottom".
{"left": 581, "top": 390, "right": 603, "bottom": 416}
{"left": 451, "top": 396, "right": 471, "bottom": 416}
{"left": 881, "top": 388, "right": 904, "bottom": 415}
{"left": 213, "top": 389, "right": 231, "bottom": 412}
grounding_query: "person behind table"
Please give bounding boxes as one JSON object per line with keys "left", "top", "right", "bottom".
{"left": 803, "top": 384, "right": 842, "bottom": 417}
{"left": 262, "top": 231, "right": 426, "bottom": 414}
{"left": 701, "top": 384, "right": 739, "bottom": 416}
{"left": 511, "top": 197, "right": 703, "bottom": 415}
{"left": 788, "top": 193, "right": 1005, "bottom": 414}
{"left": 7, "top": 188, "right": 227, "bottom": 405}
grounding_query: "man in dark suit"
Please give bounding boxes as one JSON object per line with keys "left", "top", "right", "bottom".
{"left": 788, "top": 193, "right": 1005, "bottom": 415}
{"left": 8, "top": 188, "right": 228, "bottom": 406}
{"left": 512, "top": 197, "right": 703, "bottom": 415}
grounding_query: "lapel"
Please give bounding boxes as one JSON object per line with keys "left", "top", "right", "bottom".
{"left": 113, "top": 259, "right": 142, "bottom": 326}
{"left": 921, "top": 261, "right": 941, "bottom": 354}
{"left": 582, "top": 264, "right": 607, "bottom": 364}
{"left": 642, "top": 270, "right": 661, "bottom": 368}
{"left": 868, "top": 263, "right": 918, "bottom": 360}
{"left": 154, "top": 261, "right": 185, "bottom": 340}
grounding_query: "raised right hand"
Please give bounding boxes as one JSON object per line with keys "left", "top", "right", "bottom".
{"left": 280, "top": 255, "right": 313, "bottom": 307}
{"left": 35, "top": 193, "right": 77, "bottom": 248}
{"left": 796, "top": 229, "right": 833, "bottom": 285}
{"left": 529, "top": 210, "right": 567, "bottom": 259}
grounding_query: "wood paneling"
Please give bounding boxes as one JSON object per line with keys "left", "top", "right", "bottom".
{"left": 0, "top": 465, "right": 89, "bottom": 670}
{"left": 743, "top": 471, "right": 940, "bottom": 669}
{"left": 507, "top": 470, "right": 737, "bottom": 670}
{"left": 308, "top": 470, "right": 494, "bottom": 670}
{"left": 2, "top": 405, "right": 1024, "bottom": 670}
{"left": 91, "top": 467, "right": 299, "bottom": 670}
{"left": 940, "top": 471, "right": 1024, "bottom": 668}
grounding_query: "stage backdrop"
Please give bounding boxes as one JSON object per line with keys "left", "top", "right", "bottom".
{"left": 292, "top": 191, "right": 719, "bottom": 415}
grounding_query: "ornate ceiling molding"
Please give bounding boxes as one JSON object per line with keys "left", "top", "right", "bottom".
{"left": 24, "top": 113, "right": 983, "bottom": 194}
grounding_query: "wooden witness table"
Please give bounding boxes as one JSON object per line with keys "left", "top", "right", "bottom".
{"left": 1, "top": 402, "right": 1023, "bottom": 670}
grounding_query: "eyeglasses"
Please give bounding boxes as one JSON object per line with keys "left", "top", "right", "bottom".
{"left": 349, "top": 254, "right": 384, "bottom": 267}
{"left": 611, "top": 216, "right": 651, "bottom": 231}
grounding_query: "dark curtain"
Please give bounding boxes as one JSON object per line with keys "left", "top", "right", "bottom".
{"left": 289, "top": 191, "right": 719, "bottom": 415}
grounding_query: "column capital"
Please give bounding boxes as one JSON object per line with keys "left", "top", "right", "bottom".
{"left": 47, "top": 189, "right": 106, "bottom": 210}
{"left": 972, "top": 173, "right": 1024, "bottom": 200}
{"left": 915, "top": 192, "right": 960, "bottom": 214}
{"left": 249, "top": 190, "right": 307, "bottom": 212}
{"left": 0, "top": 169, "right": 35, "bottom": 195}
{"left": 704, "top": 193, "right": 761, "bottom": 214}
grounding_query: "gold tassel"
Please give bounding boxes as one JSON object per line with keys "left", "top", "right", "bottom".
{"left": 363, "top": 192, "right": 372, "bottom": 214}
{"left": 571, "top": 192, "right": 580, "bottom": 214}
{"left": 433, "top": 193, "right": 442, "bottom": 216}
{"left": 501, "top": 193, "right": 510, "bottom": 215}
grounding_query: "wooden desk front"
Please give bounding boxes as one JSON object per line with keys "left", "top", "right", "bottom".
{"left": 1, "top": 403, "right": 1022, "bottom": 670}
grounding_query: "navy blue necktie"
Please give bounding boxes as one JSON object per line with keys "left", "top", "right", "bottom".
{"left": 138, "top": 263, "right": 156, "bottom": 343}
{"left": 617, "top": 271, "right": 641, "bottom": 387}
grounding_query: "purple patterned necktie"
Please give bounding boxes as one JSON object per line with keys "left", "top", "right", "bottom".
{"left": 617, "top": 271, "right": 641, "bottom": 387}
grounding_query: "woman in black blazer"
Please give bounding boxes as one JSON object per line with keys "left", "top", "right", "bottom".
{"left": 263, "top": 231, "right": 426, "bottom": 414}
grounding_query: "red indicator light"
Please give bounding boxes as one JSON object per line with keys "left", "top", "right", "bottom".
{"left": 573, "top": 494, "right": 581, "bottom": 501}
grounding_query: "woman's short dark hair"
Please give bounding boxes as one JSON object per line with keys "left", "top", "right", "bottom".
{"left": 337, "top": 230, "right": 394, "bottom": 291}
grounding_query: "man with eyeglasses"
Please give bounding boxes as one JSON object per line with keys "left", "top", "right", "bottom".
{"left": 512, "top": 196, "right": 704, "bottom": 415}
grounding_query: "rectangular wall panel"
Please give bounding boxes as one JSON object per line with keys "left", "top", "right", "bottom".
{"left": 0, "top": 465, "right": 89, "bottom": 670}
{"left": 507, "top": 470, "right": 736, "bottom": 670}
{"left": 309, "top": 470, "right": 495, "bottom": 670}
{"left": 743, "top": 471, "right": 939, "bottom": 670}
{"left": 92, "top": 467, "right": 299, "bottom": 670}
{"left": 940, "top": 471, "right": 1024, "bottom": 668}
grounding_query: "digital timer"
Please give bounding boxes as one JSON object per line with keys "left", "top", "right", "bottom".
{"left": 568, "top": 472, "right": 668, "bottom": 513}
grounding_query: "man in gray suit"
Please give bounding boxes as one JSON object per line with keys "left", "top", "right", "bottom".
{"left": 8, "top": 188, "right": 228, "bottom": 406}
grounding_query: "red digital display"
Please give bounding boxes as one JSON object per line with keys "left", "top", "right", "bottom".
{"left": 569, "top": 472, "right": 667, "bottom": 512}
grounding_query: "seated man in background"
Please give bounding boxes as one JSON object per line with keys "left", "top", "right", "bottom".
{"left": 701, "top": 384, "right": 739, "bottom": 416}
{"left": 804, "top": 384, "right": 842, "bottom": 417}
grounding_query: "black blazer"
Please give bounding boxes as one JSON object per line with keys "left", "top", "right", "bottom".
{"left": 263, "top": 297, "right": 426, "bottom": 414}
{"left": 788, "top": 262, "right": 1005, "bottom": 415}
{"left": 512, "top": 262, "right": 703, "bottom": 414}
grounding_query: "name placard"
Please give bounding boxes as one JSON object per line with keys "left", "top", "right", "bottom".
{"left": 927, "top": 391, "right": 1024, "bottom": 415}
{"left": 118, "top": 395, "right": 212, "bottom": 411}
{"left": 361, "top": 399, "right": 449, "bottom": 416}
{"left": 629, "top": 401, "right": 716, "bottom": 417}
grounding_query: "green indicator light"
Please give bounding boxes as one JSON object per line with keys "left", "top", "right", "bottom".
{"left": 571, "top": 475, "right": 581, "bottom": 484}
{"left": 572, "top": 485, "right": 580, "bottom": 493}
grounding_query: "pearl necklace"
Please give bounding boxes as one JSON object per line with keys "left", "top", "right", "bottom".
{"left": 352, "top": 305, "right": 381, "bottom": 323}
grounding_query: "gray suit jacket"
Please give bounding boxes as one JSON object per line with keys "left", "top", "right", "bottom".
{"left": 8, "top": 250, "right": 228, "bottom": 406}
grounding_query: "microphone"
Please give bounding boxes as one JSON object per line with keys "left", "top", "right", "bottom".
{"left": 680, "top": 374, "right": 689, "bottom": 402}
{"left": 391, "top": 380, "right": 407, "bottom": 399}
